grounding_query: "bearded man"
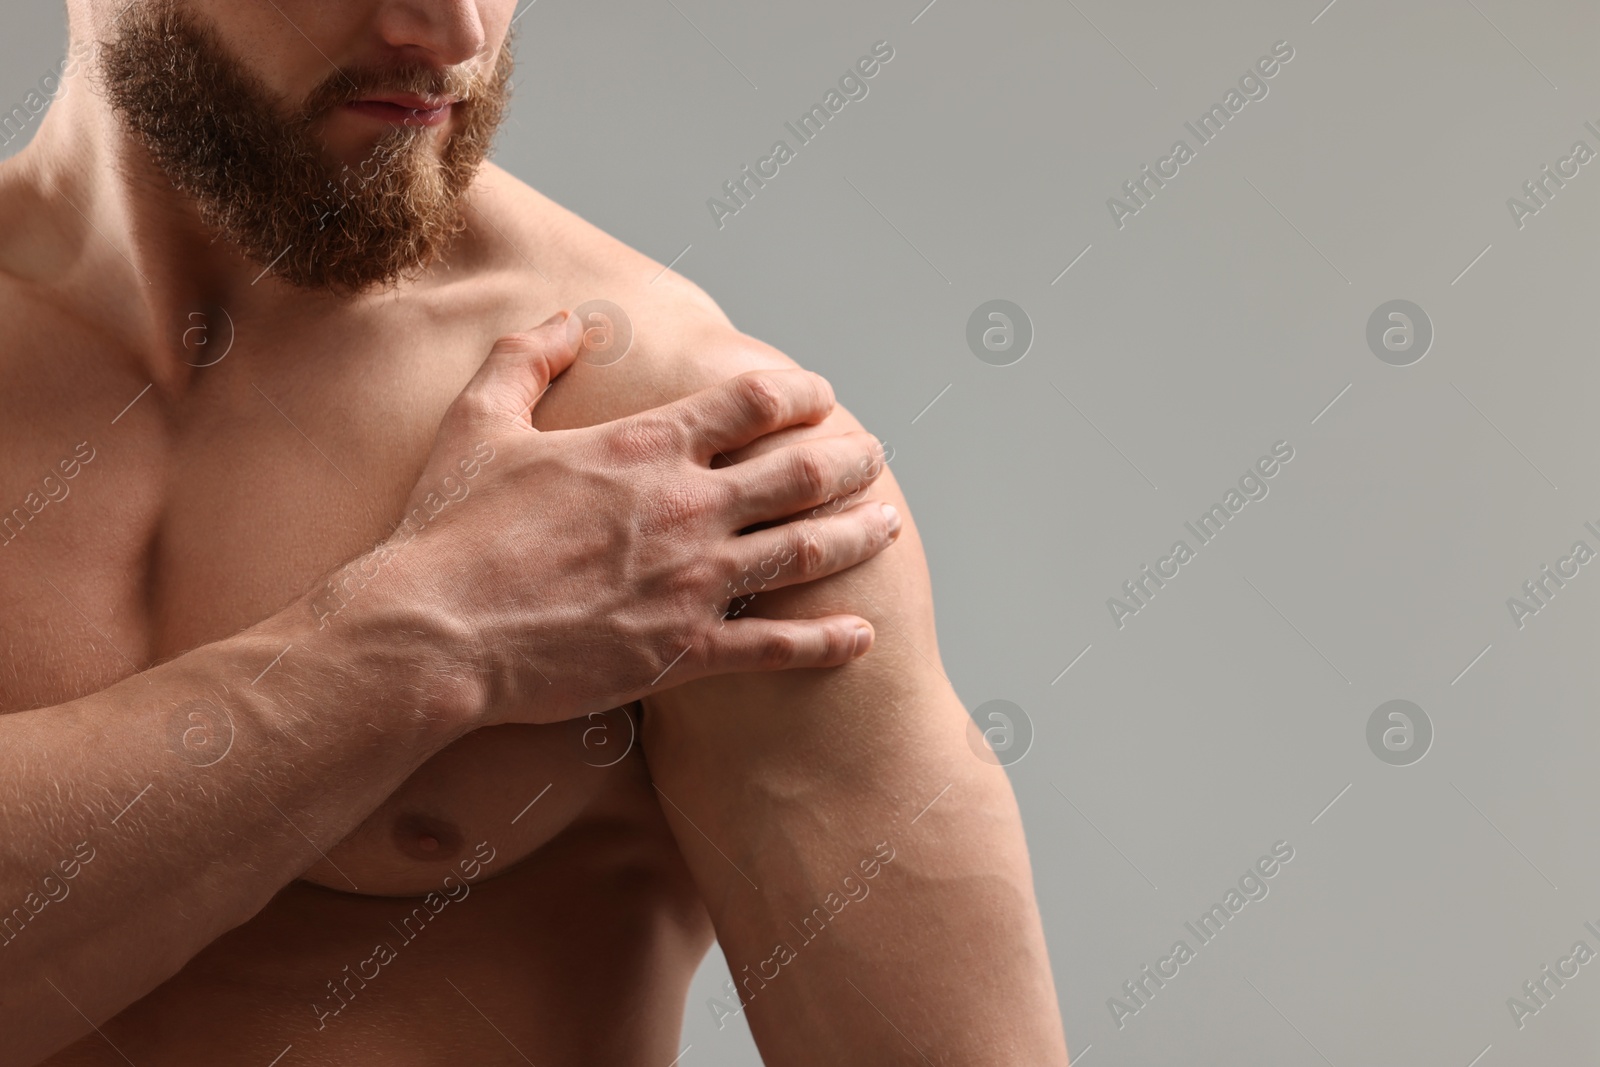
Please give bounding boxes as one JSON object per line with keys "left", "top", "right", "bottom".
{"left": 0, "top": 3, "right": 1068, "bottom": 1064}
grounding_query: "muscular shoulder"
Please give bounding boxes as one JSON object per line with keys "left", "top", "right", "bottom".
{"left": 472, "top": 163, "right": 932, "bottom": 657}
{"left": 481, "top": 159, "right": 917, "bottom": 545}
{"left": 465, "top": 163, "right": 805, "bottom": 431}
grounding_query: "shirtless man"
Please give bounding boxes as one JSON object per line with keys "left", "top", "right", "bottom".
{"left": 0, "top": 2, "right": 1068, "bottom": 1064}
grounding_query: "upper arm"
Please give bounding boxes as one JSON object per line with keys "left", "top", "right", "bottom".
{"left": 637, "top": 321, "right": 1068, "bottom": 1065}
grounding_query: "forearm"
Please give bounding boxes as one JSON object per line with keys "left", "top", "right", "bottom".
{"left": 0, "top": 547, "right": 476, "bottom": 1065}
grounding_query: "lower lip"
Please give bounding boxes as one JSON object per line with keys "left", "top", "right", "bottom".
{"left": 343, "top": 101, "right": 454, "bottom": 127}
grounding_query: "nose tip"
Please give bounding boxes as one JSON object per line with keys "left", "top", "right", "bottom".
{"left": 375, "top": 2, "right": 488, "bottom": 67}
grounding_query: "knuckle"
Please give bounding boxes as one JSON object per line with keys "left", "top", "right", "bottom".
{"left": 489, "top": 331, "right": 541, "bottom": 362}
{"left": 607, "top": 416, "right": 677, "bottom": 462}
{"left": 758, "top": 629, "right": 799, "bottom": 669}
{"left": 487, "top": 331, "right": 527, "bottom": 354}
{"left": 448, "top": 385, "right": 499, "bottom": 425}
{"left": 522, "top": 349, "right": 553, "bottom": 385}
{"left": 793, "top": 530, "right": 826, "bottom": 577}
{"left": 792, "top": 448, "right": 828, "bottom": 499}
{"left": 734, "top": 372, "right": 784, "bottom": 426}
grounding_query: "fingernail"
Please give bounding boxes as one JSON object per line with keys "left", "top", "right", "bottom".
{"left": 539, "top": 309, "right": 570, "bottom": 328}
{"left": 853, "top": 626, "right": 873, "bottom": 656}
{"left": 880, "top": 503, "right": 901, "bottom": 536}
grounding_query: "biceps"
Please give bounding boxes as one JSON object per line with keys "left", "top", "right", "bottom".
{"left": 638, "top": 464, "right": 979, "bottom": 903}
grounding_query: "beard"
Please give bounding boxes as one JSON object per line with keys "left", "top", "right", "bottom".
{"left": 95, "top": 1, "right": 513, "bottom": 294}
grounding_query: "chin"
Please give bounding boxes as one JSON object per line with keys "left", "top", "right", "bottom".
{"left": 319, "top": 117, "right": 442, "bottom": 169}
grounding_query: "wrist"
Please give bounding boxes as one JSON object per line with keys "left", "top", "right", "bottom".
{"left": 287, "top": 535, "right": 492, "bottom": 737}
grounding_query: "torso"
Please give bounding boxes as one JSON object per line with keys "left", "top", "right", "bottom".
{"left": 0, "top": 163, "right": 722, "bottom": 1065}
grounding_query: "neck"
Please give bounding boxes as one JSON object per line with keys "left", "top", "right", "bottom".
{"left": 3, "top": 53, "right": 424, "bottom": 393}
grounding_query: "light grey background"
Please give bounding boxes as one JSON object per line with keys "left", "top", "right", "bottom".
{"left": 10, "top": 1, "right": 1600, "bottom": 1064}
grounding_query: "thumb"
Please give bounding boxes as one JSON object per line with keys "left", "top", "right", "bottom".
{"left": 456, "top": 310, "right": 579, "bottom": 429}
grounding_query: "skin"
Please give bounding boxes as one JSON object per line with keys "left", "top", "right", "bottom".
{"left": 0, "top": 2, "right": 1069, "bottom": 1064}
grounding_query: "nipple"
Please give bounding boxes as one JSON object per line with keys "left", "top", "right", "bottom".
{"left": 393, "top": 812, "right": 464, "bottom": 863}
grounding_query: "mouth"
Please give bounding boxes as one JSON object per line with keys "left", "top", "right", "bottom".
{"left": 343, "top": 93, "right": 458, "bottom": 127}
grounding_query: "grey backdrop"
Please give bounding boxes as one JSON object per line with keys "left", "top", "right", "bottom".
{"left": 9, "top": 1, "right": 1600, "bottom": 1064}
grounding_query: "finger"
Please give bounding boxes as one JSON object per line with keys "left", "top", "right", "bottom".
{"left": 724, "top": 431, "right": 888, "bottom": 525}
{"left": 698, "top": 615, "right": 875, "bottom": 673}
{"left": 721, "top": 498, "right": 900, "bottom": 599}
{"left": 659, "top": 370, "right": 836, "bottom": 459}
{"left": 450, "top": 311, "right": 581, "bottom": 430}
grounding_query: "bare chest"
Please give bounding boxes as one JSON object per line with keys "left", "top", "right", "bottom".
{"left": 0, "top": 291, "right": 641, "bottom": 894}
